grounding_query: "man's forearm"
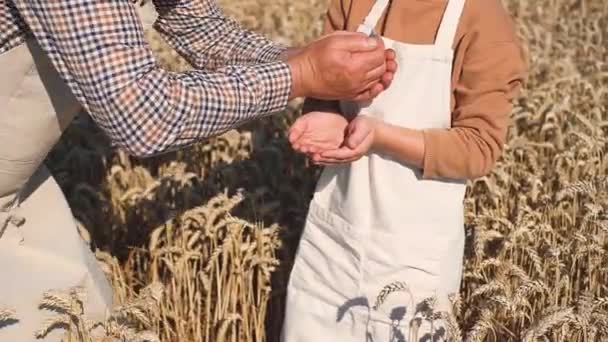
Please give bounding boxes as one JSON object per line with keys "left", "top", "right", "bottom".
{"left": 15, "top": 0, "right": 395, "bottom": 159}
{"left": 15, "top": 0, "right": 292, "bottom": 158}
{"left": 153, "top": 0, "right": 286, "bottom": 70}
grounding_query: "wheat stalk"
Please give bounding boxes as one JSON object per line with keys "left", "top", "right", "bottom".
{"left": 0, "top": 307, "right": 16, "bottom": 324}
{"left": 372, "top": 281, "right": 413, "bottom": 311}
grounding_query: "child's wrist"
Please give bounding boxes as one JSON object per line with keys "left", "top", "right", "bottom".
{"left": 370, "top": 118, "right": 385, "bottom": 150}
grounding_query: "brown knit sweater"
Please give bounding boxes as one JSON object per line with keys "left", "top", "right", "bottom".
{"left": 307, "top": 0, "right": 527, "bottom": 179}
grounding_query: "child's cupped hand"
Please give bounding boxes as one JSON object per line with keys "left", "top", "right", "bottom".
{"left": 289, "top": 112, "right": 378, "bottom": 165}
{"left": 288, "top": 111, "right": 348, "bottom": 154}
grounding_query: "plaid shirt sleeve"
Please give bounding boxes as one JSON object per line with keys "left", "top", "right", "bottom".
{"left": 152, "top": 0, "right": 287, "bottom": 70}
{"left": 13, "top": 0, "right": 292, "bottom": 157}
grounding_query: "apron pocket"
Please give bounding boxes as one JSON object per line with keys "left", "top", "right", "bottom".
{"left": 289, "top": 201, "right": 365, "bottom": 310}
{"left": 360, "top": 223, "right": 464, "bottom": 329}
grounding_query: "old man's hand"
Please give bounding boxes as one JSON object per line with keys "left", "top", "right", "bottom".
{"left": 286, "top": 31, "right": 397, "bottom": 101}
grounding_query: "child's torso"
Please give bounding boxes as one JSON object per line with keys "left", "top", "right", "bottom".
{"left": 314, "top": 0, "right": 468, "bottom": 234}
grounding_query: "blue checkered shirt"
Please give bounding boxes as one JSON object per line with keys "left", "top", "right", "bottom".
{"left": 0, "top": 0, "right": 292, "bottom": 156}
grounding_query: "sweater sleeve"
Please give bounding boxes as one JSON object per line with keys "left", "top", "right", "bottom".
{"left": 422, "top": 0, "right": 527, "bottom": 180}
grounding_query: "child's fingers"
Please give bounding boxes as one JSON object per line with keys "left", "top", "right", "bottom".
{"left": 294, "top": 140, "right": 312, "bottom": 153}
{"left": 288, "top": 120, "right": 308, "bottom": 144}
{"left": 300, "top": 143, "right": 324, "bottom": 154}
{"left": 311, "top": 153, "right": 340, "bottom": 165}
{"left": 297, "top": 140, "right": 335, "bottom": 153}
{"left": 322, "top": 132, "right": 372, "bottom": 160}
{"left": 310, "top": 154, "right": 329, "bottom": 165}
{"left": 313, "top": 155, "right": 358, "bottom": 165}
{"left": 346, "top": 124, "right": 370, "bottom": 149}
{"left": 300, "top": 145, "right": 311, "bottom": 154}
{"left": 306, "top": 145, "right": 321, "bottom": 154}
{"left": 288, "top": 130, "right": 301, "bottom": 145}
{"left": 320, "top": 147, "right": 358, "bottom": 160}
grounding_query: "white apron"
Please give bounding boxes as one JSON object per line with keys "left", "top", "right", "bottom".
{"left": 282, "top": 0, "right": 467, "bottom": 341}
{"left": 0, "top": 39, "right": 113, "bottom": 341}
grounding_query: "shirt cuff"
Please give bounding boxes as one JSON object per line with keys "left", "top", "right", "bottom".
{"left": 250, "top": 60, "right": 292, "bottom": 114}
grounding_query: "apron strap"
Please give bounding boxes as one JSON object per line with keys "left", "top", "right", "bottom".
{"left": 357, "top": 0, "right": 391, "bottom": 35}
{"left": 435, "top": 0, "right": 466, "bottom": 48}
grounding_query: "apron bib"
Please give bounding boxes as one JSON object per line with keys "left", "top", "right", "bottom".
{"left": 0, "top": 39, "right": 112, "bottom": 342}
{"left": 283, "top": 1, "right": 467, "bottom": 341}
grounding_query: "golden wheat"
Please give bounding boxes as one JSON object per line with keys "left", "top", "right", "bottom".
{"left": 0, "top": 0, "right": 600, "bottom": 341}
{"left": 36, "top": 283, "right": 162, "bottom": 342}
{"left": 0, "top": 307, "right": 16, "bottom": 324}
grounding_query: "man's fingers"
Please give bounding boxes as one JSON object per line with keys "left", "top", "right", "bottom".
{"left": 385, "top": 59, "right": 397, "bottom": 74}
{"left": 368, "top": 83, "right": 385, "bottom": 99}
{"left": 364, "top": 63, "right": 387, "bottom": 83}
{"left": 331, "top": 32, "right": 383, "bottom": 52}
{"left": 380, "top": 71, "right": 394, "bottom": 89}
{"left": 358, "top": 79, "right": 381, "bottom": 93}
{"left": 352, "top": 89, "right": 373, "bottom": 102}
{"left": 383, "top": 50, "right": 398, "bottom": 88}
{"left": 354, "top": 82, "right": 384, "bottom": 101}
{"left": 382, "top": 55, "right": 397, "bottom": 89}
{"left": 357, "top": 50, "right": 394, "bottom": 92}
{"left": 352, "top": 48, "right": 386, "bottom": 74}
{"left": 357, "top": 50, "right": 396, "bottom": 96}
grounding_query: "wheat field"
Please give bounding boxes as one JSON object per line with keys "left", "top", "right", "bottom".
{"left": 1, "top": 0, "right": 606, "bottom": 341}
